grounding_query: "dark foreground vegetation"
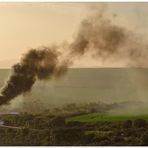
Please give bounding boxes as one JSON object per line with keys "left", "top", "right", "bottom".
{"left": 0, "top": 101, "right": 148, "bottom": 146}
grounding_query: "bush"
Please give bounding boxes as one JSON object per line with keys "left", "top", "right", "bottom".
{"left": 22, "top": 128, "right": 29, "bottom": 136}
{"left": 122, "top": 120, "right": 132, "bottom": 128}
{"left": 133, "top": 119, "right": 146, "bottom": 128}
{"left": 50, "top": 116, "right": 65, "bottom": 127}
{"left": 141, "top": 132, "right": 148, "bottom": 145}
{"left": 50, "top": 127, "right": 86, "bottom": 145}
{"left": 66, "top": 121, "right": 83, "bottom": 127}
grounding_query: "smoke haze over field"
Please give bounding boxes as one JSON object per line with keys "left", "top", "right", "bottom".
{"left": 1, "top": 3, "right": 148, "bottom": 106}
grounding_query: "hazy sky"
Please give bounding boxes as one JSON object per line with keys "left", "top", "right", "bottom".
{"left": 0, "top": 2, "right": 148, "bottom": 68}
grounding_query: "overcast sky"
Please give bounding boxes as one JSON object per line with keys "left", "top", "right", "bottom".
{"left": 0, "top": 2, "right": 148, "bottom": 68}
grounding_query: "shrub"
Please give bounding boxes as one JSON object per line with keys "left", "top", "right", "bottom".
{"left": 122, "top": 120, "right": 132, "bottom": 128}
{"left": 66, "top": 121, "right": 82, "bottom": 127}
{"left": 141, "top": 131, "right": 148, "bottom": 145}
{"left": 133, "top": 119, "right": 146, "bottom": 128}
{"left": 50, "top": 116, "right": 65, "bottom": 127}
{"left": 50, "top": 127, "right": 86, "bottom": 145}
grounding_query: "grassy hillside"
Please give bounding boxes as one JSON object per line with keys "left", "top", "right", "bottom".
{"left": 67, "top": 113, "right": 148, "bottom": 123}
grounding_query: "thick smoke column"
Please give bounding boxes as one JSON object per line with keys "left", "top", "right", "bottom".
{"left": 0, "top": 5, "right": 148, "bottom": 105}
{"left": 0, "top": 47, "right": 68, "bottom": 105}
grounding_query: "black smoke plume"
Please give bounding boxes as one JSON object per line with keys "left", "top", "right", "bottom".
{"left": 0, "top": 6, "right": 148, "bottom": 105}
{"left": 0, "top": 47, "right": 68, "bottom": 105}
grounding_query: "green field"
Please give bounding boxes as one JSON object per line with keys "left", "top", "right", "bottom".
{"left": 66, "top": 113, "right": 148, "bottom": 123}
